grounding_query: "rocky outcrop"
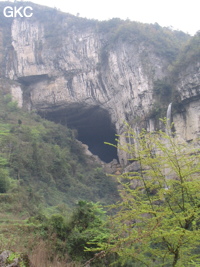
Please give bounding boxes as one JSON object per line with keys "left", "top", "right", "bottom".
{"left": 173, "top": 62, "right": 200, "bottom": 141}
{"left": 3, "top": 15, "right": 170, "bottom": 164}
{"left": 176, "top": 62, "right": 200, "bottom": 102}
{"left": 0, "top": 3, "right": 199, "bottom": 165}
{"left": 8, "top": 19, "right": 168, "bottom": 121}
{"left": 0, "top": 251, "right": 11, "bottom": 266}
{"left": 0, "top": 251, "right": 32, "bottom": 267}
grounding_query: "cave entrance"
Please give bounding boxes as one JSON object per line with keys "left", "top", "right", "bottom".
{"left": 41, "top": 105, "right": 118, "bottom": 163}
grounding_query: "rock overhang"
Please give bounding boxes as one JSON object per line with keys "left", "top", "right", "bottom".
{"left": 39, "top": 104, "right": 119, "bottom": 163}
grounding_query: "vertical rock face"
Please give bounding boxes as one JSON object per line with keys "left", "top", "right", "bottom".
{"left": 8, "top": 18, "right": 168, "bottom": 121}
{"left": 0, "top": 4, "right": 199, "bottom": 164}
{"left": 4, "top": 16, "right": 170, "bottom": 163}
{"left": 175, "top": 62, "right": 200, "bottom": 102}
{"left": 173, "top": 62, "right": 200, "bottom": 141}
{"left": 174, "top": 100, "right": 200, "bottom": 141}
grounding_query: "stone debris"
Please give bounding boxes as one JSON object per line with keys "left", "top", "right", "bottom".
{"left": 0, "top": 251, "right": 33, "bottom": 267}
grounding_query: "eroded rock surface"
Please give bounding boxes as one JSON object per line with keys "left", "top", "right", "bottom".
{"left": 0, "top": 4, "right": 199, "bottom": 164}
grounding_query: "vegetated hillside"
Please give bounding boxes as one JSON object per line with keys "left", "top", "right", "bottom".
{"left": 0, "top": 3, "right": 199, "bottom": 265}
{"left": 0, "top": 86, "right": 119, "bottom": 267}
{"left": 171, "top": 30, "right": 200, "bottom": 75}
{"left": 97, "top": 19, "right": 190, "bottom": 63}
{"left": 0, "top": 88, "right": 118, "bottom": 216}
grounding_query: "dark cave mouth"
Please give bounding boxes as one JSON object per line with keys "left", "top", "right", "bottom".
{"left": 40, "top": 105, "right": 119, "bottom": 163}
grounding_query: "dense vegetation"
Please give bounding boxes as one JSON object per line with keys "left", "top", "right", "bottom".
{"left": 98, "top": 18, "right": 190, "bottom": 63}
{"left": 0, "top": 2, "right": 200, "bottom": 266}
{"left": 0, "top": 88, "right": 119, "bottom": 265}
{"left": 171, "top": 31, "right": 200, "bottom": 76}
{"left": 88, "top": 124, "right": 200, "bottom": 266}
{"left": 4, "top": 123, "right": 198, "bottom": 267}
{"left": 0, "top": 90, "right": 118, "bottom": 208}
{"left": 2, "top": 100, "right": 200, "bottom": 266}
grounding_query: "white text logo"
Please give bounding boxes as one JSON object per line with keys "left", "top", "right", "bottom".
{"left": 3, "top": 6, "right": 33, "bottom": 18}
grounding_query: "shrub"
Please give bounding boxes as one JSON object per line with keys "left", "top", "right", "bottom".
{"left": 0, "top": 168, "right": 10, "bottom": 193}
{"left": 93, "top": 124, "right": 200, "bottom": 266}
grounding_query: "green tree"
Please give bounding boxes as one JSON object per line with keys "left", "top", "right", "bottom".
{"left": 0, "top": 128, "right": 10, "bottom": 193}
{"left": 94, "top": 123, "right": 200, "bottom": 266}
{"left": 41, "top": 201, "right": 109, "bottom": 263}
{"left": 0, "top": 167, "right": 10, "bottom": 193}
{"left": 67, "top": 201, "right": 108, "bottom": 261}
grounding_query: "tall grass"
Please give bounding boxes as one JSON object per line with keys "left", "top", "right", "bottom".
{"left": 30, "top": 240, "right": 81, "bottom": 267}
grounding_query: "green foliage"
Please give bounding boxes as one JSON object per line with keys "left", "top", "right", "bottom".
{"left": 172, "top": 31, "right": 200, "bottom": 75}
{"left": 0, "top": 168, "right": 10, "bottom": 193}
{"left": 66, "top": 201, "right": 108, "bottom": 262}
{"left": 148, "top": 79, "right": 173, "bottom": 121}
{"left": 3, "top": 94, "right": 12, "bottom": 103}
{"left": 98, "top": 19, "right": 190, "bottom": 63}
{"left": 0, "top": 126, "right": 10, "bottom": 193}
{"left": 48, "top": 214, "right": 67, "bottom": 240}
{"left": 153, "top": 79, "right": 172, "bottom": 99}
{"left": 6, "top": 252, "right": 30, "bottom": 267}
{"left": 6, "top": 252, "right": 20, "bottom": 264}
{"left": 39, "top": 201, "right": 108, "bottom": 263}
{"left": 94, "top": 124, "right": 200, "bottom": 266}
{"left": 148, "top": 102, "right": 163, "bottom": 120}
{"left": 0, "top": 93, "right": 19, "bottom": 112}
{"left": 0, "top": 93, "right": 118, "bottom": 212}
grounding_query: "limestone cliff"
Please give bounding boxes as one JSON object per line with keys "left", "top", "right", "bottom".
{"left": 0, "top": 2, "right": 199, "bottom": 165}
{"left": 173, "top": 61, "right": 200, "bottom": 141}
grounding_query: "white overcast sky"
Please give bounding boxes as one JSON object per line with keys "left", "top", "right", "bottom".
{"left": 2, "top": 0, "right": 200, "bottom": 35}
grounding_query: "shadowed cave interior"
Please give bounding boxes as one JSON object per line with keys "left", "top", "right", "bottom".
{"left": 41, "top": 105, "right": 119, "bottom": 163}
